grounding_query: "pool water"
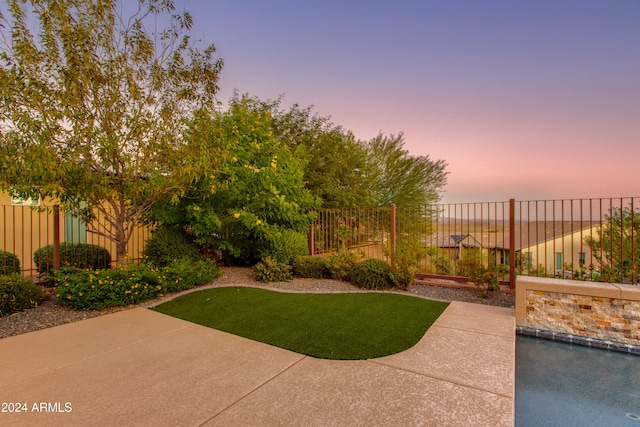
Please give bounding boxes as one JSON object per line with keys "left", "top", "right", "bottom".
{"left": 516, "top": 335, "right": 640, "bottom": 426}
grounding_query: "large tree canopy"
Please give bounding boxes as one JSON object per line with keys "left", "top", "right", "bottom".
{"left": 149, "top": 95, "right": 319, "bottom": 263}
{"left": 0, "top": 0, "right": 225, "bottom": 263}
{"left": 364, "top": 133, "right": 448, "bottom": 206}
{"left": 229, "top": 95, "right": 448, "bottom": 208}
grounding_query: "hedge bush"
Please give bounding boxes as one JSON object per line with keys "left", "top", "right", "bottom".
{"left": 0, "top": 250, "right": 21, "bottom": 275}
{"left": 52, "top": 259, "right": 221, "bottom": 310}
{"left": 351, "top": 258, "right": 395, "bottom": 290}
{"left": 262, "top": 229, "right": 309, "bottom": 265}
{"left": 253, "top": 257, "right": 293, "bottom": 282}
{"left": 143, "top": 227, "right": 202, "bottom": 267}
{"left": 326, "top": 248, "right": 364, "bottom": 281}
{"left": 34, "top": 243, "right": 111, "bottom": 273}
{"left": 292, "top": 256, "right": 328, "bottom": 279}
{"left": 0, "top": 274, "right": 47, "bottom": 316}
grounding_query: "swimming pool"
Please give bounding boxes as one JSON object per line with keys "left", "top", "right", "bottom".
{"left": 516, "top": 335, "right": 640, "bottom": 426}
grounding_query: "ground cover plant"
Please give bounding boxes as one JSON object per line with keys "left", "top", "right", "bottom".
{"left": 152, "top": 287, "right": 448, "bottom": 360}
{"left": 53, "top": 259, "right": 221, "bottom": 310}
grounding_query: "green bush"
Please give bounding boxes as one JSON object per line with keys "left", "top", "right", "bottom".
{"left": 390, "top": 263, "right": 416, "bottom": 289}
{"left": 253, "top": 257, "right": 292, "bottom": 282}
{"left": 351, "top": 259, "right": 395, "bottom": 290}
{"left": 0, "top": 250, "right": 21, "bottom": 275}
{"left": 34, "top": 243, "right": 111, "bottom": 273}
{"left": 53, "top": 259, "right": 221, "bottom": 310}
{"left": 326, "top": 247, "right": 364, "bottom": 281}
{"left": 262, "top": 229, "right": 309, "bottom": 264}
{"left": 143, "top": 227, "right": 202, "bottom": 267}
{"left": 0, "top": 274, "right": 47, "bottom": 316}
{"left": 468, "top": 264, "right": 509, "bottom": 294}
{"left": 292, "top": 256, "right": 328, "bottom": 279}
{"left": 163, "top": 258, "right": 222, "bottom": 291}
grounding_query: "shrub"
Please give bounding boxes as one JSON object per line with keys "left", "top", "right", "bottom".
{"left": 143, "top": 227, "right": 202, "bottom": 267}
{"left": 53, "top": 259, "right": 221, "bottom": 310}
{"left": 292, "top": 256, "right": 328, "bottom": 279}
{"left": 390, "top": 263, "right": 416, "bottom": 289}
{"left": 468, "top": 264, "right": 509, "bottom": 295}
{"left": 0, "top": 250, "right": 21, "bottom": 275}
{"left": 34, "top": 243, "right": 111, "bottom": 273}
{"left": 351, "top": 259, "right": 395, "bottom": 290}
{"left": 262, "top": 229, "right": 309, "bottom": 264}
{"left": 0, "top": 274, "right": 47, "bottom": 316}
{"left": 163, "top": 258, "right": 222, "bottom": 291}
{"left": 326, "top": 247, "right": 364, "bottom": 281}
{"left": 253, "top": 257, "right": 292, "bottom": 282}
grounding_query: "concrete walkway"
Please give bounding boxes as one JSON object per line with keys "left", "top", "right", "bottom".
{"left": 0, "top": 301, "right": 514, "bottom": 426}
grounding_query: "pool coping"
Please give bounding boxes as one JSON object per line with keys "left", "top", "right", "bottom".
{"left": 516, "top": 326, "right": 640, "bottom": 356}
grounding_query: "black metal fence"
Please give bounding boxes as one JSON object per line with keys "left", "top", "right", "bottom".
{"left": 311, "top": 198, "right": 640, "bottom": 287}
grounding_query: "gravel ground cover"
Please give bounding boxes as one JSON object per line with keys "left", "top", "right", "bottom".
{"left": 0, "top": 267, "right": 514, "bottom": 339}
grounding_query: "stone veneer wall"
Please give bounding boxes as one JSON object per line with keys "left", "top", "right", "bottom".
{"left": 516, "top": 276, "right": 640, "bottom": 346}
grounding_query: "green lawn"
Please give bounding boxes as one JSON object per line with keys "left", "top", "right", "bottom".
{"left": 151, "top": 287, "right": 448, "bottom": 360}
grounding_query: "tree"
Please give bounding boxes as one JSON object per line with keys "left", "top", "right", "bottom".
{"left": 227, "top": 94, "right": 372, "bottom": 208}
{"left": 585, "top": 206, "right": 640, "bottom": 283}
{"left": 0, "top": 0, "right": 225, "bottom": 264}
{"left": 149, "top": 96, "right": 319, "bottom": 263}
{"left": 364, "top": 133, "right": 448, "bottom": 206}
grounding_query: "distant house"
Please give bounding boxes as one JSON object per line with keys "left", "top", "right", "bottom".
{"left": 512, "top": 221, "right": 601, "bottom": 276}
{"left": 425, "top": 232, "right": 484, "bottom": 261}
{"left": 425, "top": 221, "right": 601, "bottom": 276}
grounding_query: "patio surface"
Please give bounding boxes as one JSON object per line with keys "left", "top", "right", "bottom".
{"left": 0, "top": 301, "right": 514, "bottom": 426}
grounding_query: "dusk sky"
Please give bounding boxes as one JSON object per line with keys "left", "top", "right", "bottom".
{"left": 186, "top": 0, "right": 639, "bottom": 203}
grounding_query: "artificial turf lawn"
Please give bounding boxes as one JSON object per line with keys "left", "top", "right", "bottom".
{"left": 151, "top": 287, "right": 449, "bottom": 360}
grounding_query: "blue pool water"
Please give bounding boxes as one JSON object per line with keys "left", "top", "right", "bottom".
{"left": 516, "top": 335, "right": 640, "bottom": 426}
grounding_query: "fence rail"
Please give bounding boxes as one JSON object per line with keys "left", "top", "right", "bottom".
{"left": 311, "top": 198, "right": 640, "bottom": 288}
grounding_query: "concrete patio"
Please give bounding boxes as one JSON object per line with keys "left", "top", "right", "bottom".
{"left": 0, "top": 301, "right": 514, "bottom": 426}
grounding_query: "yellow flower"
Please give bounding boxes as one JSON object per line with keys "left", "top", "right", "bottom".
{"left": 271, "top": 161, "right": 277, "bottom": 168}
{"left": 79, "top": 293, "right": 83, "bottom": 297}
{"left": 232, "top": 156, "right": 238, "bottom": 162}
{"left": 193, "top": 206, "right": 200, "bottom": 211}
{"left": 256, "top": 220, "right": 262, "bottom": 226}
{"left": 98, "top": 280, "right": 102, "bottom": 285}
{"left": 233, "top": 213, "right": 240, "bottom": 218}
{"left": 254, "top": 168, "right": 260, "bottom": 173}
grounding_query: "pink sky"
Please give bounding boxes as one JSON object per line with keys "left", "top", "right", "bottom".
{"left": 186, "top": 0, "right": 640, "bottom": 203}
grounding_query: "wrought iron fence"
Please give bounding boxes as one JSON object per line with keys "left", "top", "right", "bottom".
{"left": 1, "top": 204, "right": 150, "bottom": 276}
{"left": 311, "top": 197, "right": 640, "bottom": 287}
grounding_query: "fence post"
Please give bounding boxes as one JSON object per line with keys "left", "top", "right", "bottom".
{"left": 390, "top": 203, "right": 396, "bottom": 264}
{"left": 308, "top": 225, "right": 315, "bottom": 256}
{"left": 53, "top": 205, "right": 61, "bottom": 270}
{"left": 509, "top": 199, "right": 516, "bottom": 289}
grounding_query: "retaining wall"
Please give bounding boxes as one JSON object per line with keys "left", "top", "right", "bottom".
{"left": 516, "top": 276, "right": 640, "bottom": 347}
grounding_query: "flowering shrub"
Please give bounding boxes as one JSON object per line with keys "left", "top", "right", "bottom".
{"left": 52, "top": 259, "right": 221, "bottom": 310}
